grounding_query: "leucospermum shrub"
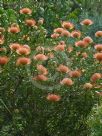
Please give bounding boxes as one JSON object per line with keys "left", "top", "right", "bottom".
{"left": 0, "top": 7, "right": 102, "bottom": 136}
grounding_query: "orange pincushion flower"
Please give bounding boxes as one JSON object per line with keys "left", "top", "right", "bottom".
{"left": 71, "top": 30, "right": 81, "bottom": 38}
{"left": 61, "top": 30, "right": 70, "bottom": 37}
{"left": 20, "top": 8, "right": 32, "bottom": 14}
{"left": 54, "top": 44, "right": 65, "bottom": 51}
{"left": 69, "top": 70, "right": 81, "bottom": 78}
{"left": 95, "top": 44, "right": 102, "bottom": 51}
{"left": 94, "top": 84, "right": 101, "bottom": 89}
{"left": 60, "top": 78, "right": 73, "bottom": 86}
{"left": 59, "top": 41, "right": 65, "bottom": 45}
{"left": 81, "top": 52, "right": 88, "bottom": 58}
{"left": 37, "top": 65, "right": 48, "bottom": 75}
{"left": 67, "top": 46, "right": 73, "bottom": 52}
{"left": 83, "top": 36, "right": 93, "bottom": 44}
{"left": 34, "top": 54, "right": 48, "bottom": 61}
{"left": 0, "top": 38, "right": 4, "bottom": 45}
{"left": 67, "top": 47, "right": 73, "bottom": 53}
{"left": 47, "top": 94, "right": 61, "bottom": 102}
{"left": 0, "top": 27, "right": 5, "bottom": 33}
{"left": 54, "top": 28, "right": 64, "bottom": 34}
{"left": 83, "top": 83, "right": 93, "bottom": 89}
{"left": 22, "top": 35, "right": 30, "bottom": 41}
{"left": 94, "top": 53, "right": 102, "bottom": 61}
{"left": 75, "top": 40, "right": 87, "bottom": 48}
{"left": 45, "top": 47, "right": 52, "bottom": 52}
{"left": 25, "top": 19, "right": 36, "bottom": 27}
{"left": 57, "top": 64, "right": 70, "bottom": 73}
{"left": 51, "top": 33, "right": 59, "bottom": 39}
{"left": 95, "top": 31, "right": 102, "bottom": 37}
{"left": 0, "top": 56, "right": 9, "bottom": 65}
{"left": 36, "top": 46, "right": 45, "bottom": 52}
{"left": 23, "top": 44, "right": 30, "bottom": 49}
{"left": 0, "top": 48, "right": 6, "bottom": 52}
{"left": 8, "top": 25, "right": 20, "bottom": 33}
{"left": 33, "top": 74, "right": 48, "bottom": 81}
{"left": 91, "top": 73, "right": 101, "bottom": 82}
{"left": 16, "top": 47, "right": 30, "bottom": 55}
{"left": 47, "top": 52, "right": 54, "bottom": 59}
{"left": 16, "top": 57, "right": 31, "bottom": 66}
{"left": 0, "top": 34, "right": 4, "bottom": 38}
{"left": 45, "top": 47, "right": 53, "bottom": 52}
{"left": 80, "top": 19, "right": 93, "bottom": 26}
{"left": 0, "top": 34, "right": 4, "bottom": 45}
{"left": 9, "top": 43, "right": 21, "bottom": 51}
{"left": 96, "top": 92, "right": 102, "bottom": 96}
{"left": 76, "top": 51, "right": 81, "bottom": 56}
{"left": 62, "top": 21, "right": 74, "bottom": 29}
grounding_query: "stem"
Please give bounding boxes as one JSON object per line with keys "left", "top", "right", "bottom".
{"left": 0, "top": 98, "right": 12, "bottom": 115}
{"left": 15, "top": 75, "right": 24, "bottom": 92}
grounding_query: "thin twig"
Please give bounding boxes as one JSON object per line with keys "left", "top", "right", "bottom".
{"left": 0, "top": 98, "right": 12, "bottom": 115}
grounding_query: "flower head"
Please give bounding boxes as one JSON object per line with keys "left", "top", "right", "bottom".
{"left": 80, "top": 19, "right": 93, "bottom": 26}
{"left": 54, "top": 28, "right": 64, "bottom": 34}
{"left": 0, "top": 48, "right": 6, "bottom": 52}
{"left": 36, "top": 46, "right": 45, "bottom": 52}
{"left": 61, "top": 30, "right": 70, "bottom": 37}
{"left": 81, "top": 52, "right": 88, "bottom": 58}
{"left": 96, "top": 92, "right": 102, "bottom": 96}
{"left": 47, "top": 94, "right": 61, "bottom": 102}
{"left": 83, "top": 36, "right": 93, "bottom": 44}
{"left": 75, "top": 40, "right": 87, "bottom": 48}
{"left": 16, "top": 57, "right": 31, "bottom": 66}
{"left": 83, "top": 83, "right": 93, "bottom": 89}
{"left": 62, "top": 21, "right": 74, "bottom": 29}
{"left": 8, "top": 24, "right": 20, "bottom": 33}
{"left": 95, "top": 31, "right": 102, "bottom": 37}
{"left": 59, "top": 41, "right": 65, "bottom": 45}
{"left": 34, "top": 54, "right": 48, "bottom": 61}
{"left": 67, "top": 46, "right": 73, "bottom": 53}
{"left": 9, "top": 43, "right": 21, "bottom": 51}
{"left": 37, "top": 65, "right": 48, "bottom": 75}
{"left": 57, "top": 64, "right": 70, "bottom": 73}
{"left": 47, "top": 52, "right": 54, "bottom": 59}
{"left": 0, "top": 35, "right": 4, "bottom": 44}
{"left": 71, "top": 30, "right": 81, "bottom": 38}
{"left": 16, "top": 47, "right": 30, "bottom": 55}
{"left": 0, "top": 56, "right": 9, "bottom": 65}
{"left": 60, "top": 78, "right": 73, "bottom": 86}
{"left": 51, "top": 33, "right": 59, "bottom": 39}
{"left": 95, "top": 44, "right": 102, "bottom": 51}
{"left": 33, "top": 74, "right": 48, "bottom": 81}
{"left": 91, "top": 73, "right": 101, "bottom": 82}
{"left": 54, "top": 44, "right": 65, "bottom": 51}
{"left": 20, "top": 8, "right": 32, "bottom": 14}
{"left": 69, "top": 70, "right": 81, "bottom": 78}
{"left": 94, "top": 53, "right": 102, "bottom": 61}
{"left": 25, "top": 19, "right": 36, "bottom": 27}
{"left": 0, "top": 27, "right": 5, "bottom": 33}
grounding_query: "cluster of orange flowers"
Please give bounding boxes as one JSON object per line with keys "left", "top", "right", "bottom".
{"left": 0, "top": 8, "right": 102, "bottom": 102}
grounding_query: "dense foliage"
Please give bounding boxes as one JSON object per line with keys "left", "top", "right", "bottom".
{"left": 88, "top": 101, "right": 102, "bottom": 136}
